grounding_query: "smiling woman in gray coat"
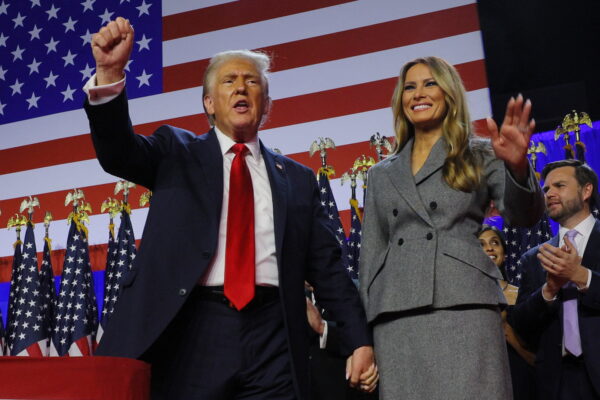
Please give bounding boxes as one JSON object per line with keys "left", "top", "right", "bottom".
{"left": 358, "top": 57, "right": 544, "bottom": 400}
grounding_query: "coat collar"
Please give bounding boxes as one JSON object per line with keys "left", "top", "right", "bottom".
{"left": 383, "top": 137, "right": 439, "bottom": 227}
{"left": 414, "top": 136, "right": 447, "bottom": 184}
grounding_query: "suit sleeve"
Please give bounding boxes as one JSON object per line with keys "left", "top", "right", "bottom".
{"left": 84, "top": 90, "right": 174, "bottom": 189}
{"left": 358, "top": 166, "right": 390, "bottom": 313}
{"left": 510, "top": 248, "right": 559, "bottom": 349}
{"left": 304, "top": 169, "right": 372, "bottom": 356}
{"left": 485, "top": 153, "right": 544, "bottom": 227}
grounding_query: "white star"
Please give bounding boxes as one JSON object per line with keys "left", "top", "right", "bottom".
{"left": 46, "top": 4, "right": 60, "bottom": 20}
{"left": 62, "top": 50, "right": 76, "bottom": 66}
{"left": 26, "top": 92, "right": 41, "bottom": 109}
{"left": 136, "top": 34, "right": 152, "bottom": 51}
{"left": 0, "top": 32, "right": 8, "bottom": 47}
{"left": 30, "top": 0, "right": 41, "bottom": 7}
{"left": 0, "top": 65, "right": 6, "bottom": 80}
{"left": 136, "top": 69, "right": 152, "bottom": 87}
{"left": 44, "top": 71, "right": 58, "bottom": 87}
{"left": 11, "top": 45, "right": 25, "bottom": 61}
{"left": 27, "top": 58, "right": 41, "bottom": 74}
{"left": 125, "top": 60, "right": 133, "bottom": 72}
{"left": 79, "top": 63, "right": 94, "bottom": 81}
{"left": 99, "top": 8, "right": 114, "bottom": 25}
{"left": 45, "top": 37, "right": 59, "bottom": 53}
{"left": 0, "top": 102, "right": 6, "bottom": 115}
{"left": 61, "top": 84, "right": 76, "bottom": 102}
{"left": 80, "top": 29, "right": 93, "bottom": 46}
{"left": 12, "top": 12, "right": 26, "bottom": 28}
{"left": 28, "top": 25, "right": 43, "bottom": 40}
{"left": 81, "top": 0, "right": 95, "bottom": 12}
{"left": 10, "top": 78, "right": 23, "bottom": 95}
{"left": 63, "top": 17, "right": 78, "bottom": 33}
{"left": 136, "top": 0, "right": 152, "bottom": 16}
{"left": 0, "top": 1, "right": 8, "bottom": 15}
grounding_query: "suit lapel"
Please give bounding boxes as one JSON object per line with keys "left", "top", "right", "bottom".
{"left": 414, "top": 137, "right": 446, "bottom": 185}
{"left": 261, "top": 143, "right": 288, "bottom": 268}
{"left": 384, "top": 138, "right": 434, "bottom": 227}
{"left": 189, "top": 128, "right": 224, "bottom": 212}
{"left": 581, "top": 220, "right": 600, "bottom": 271}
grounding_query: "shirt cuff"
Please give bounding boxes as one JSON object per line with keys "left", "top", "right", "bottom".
{"left": 319, "top": 320, "right": 328, "bottom": 349}
{"left": 541, "top": 283, "right": 558, "bottom": 302}
{"left": 576, "top": 268, "right": 592, "bottom": 291}
{"left": 83, "top": 73, "right": 125, "bottom": 105}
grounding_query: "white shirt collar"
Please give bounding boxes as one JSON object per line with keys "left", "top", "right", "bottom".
{"left": 559, "top": 213, "right": 596, "bottom": 242}
{"left": 213, "top": 126, "right": 261, "bottom": 161}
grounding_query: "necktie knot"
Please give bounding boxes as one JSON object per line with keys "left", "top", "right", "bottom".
{"left": 565, "top": 229, "right": 578, "bottom": 242}
{"left": 231, "top": 143, "right": 249, "bottom": 157}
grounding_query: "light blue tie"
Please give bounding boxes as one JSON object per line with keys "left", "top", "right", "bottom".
{"left": 563, "top": 229, "right": 582, "bottom": 356}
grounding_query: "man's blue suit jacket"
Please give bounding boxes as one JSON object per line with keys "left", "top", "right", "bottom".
{"left": 85, "top": 91, "right": 371, "bottom": 400}
{"left": 512, "top": 219, "right": 600, "bottom": 399}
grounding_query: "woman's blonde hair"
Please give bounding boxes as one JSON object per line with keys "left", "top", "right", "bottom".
{"left": 391, "top": 56, "right": 485, "bottom": 192}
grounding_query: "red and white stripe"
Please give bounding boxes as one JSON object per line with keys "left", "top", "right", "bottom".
{"left": 14, "top": 339, "right": 49, "bottom": 357}
{"left": 0, "top": 0, "right": 490, "bottom": 266}
{"left": 49, "top": 335, "right": 93, "bottom": 357}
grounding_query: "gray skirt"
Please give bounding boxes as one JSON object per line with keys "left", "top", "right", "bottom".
{"left": 373, "top": 306, "right": 512, "bottom": 400}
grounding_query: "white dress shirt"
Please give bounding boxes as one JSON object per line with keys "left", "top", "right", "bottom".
{"left": 558, "top": 213, "right": 595, "bottom": 289}
{"left": 83, "top": 74, "right": 279, "bottom": 287}
{"left": 200, "top": 127, "right": 278, "bottom": 287}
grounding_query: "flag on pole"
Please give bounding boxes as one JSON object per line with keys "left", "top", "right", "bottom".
{"left": 9, "top": 222, "right": 49, "bottom": 356}
{"left": 317, "top": 171, "right": 348, "bottom": 265}
{"left": 39, "top": 235, "right": 56, "bottom": 341}
{"left": 50, "top": 219, "right": 98, "bottom": 356}
{"left": 5, "top": 230, "right": 23, "bottom": 351}
{"left": 97, "top": 208, "right": 136, "bottom": 343}
{"left": 346, "top": 199, "right": 362, "bottom": 281}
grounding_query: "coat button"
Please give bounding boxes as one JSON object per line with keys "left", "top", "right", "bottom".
{"left": 430, "top": 201, "right": 437, "bottom": 210}
{"left": 179, "top": 288, "right": 187, "bottom": 296}
{"left": 393, "top": 209, "right": 398, "bottom": 217}
{"left": 426, "top": 232, "right": 433, "bottom": 240}
{"left": 398, "top": 238, "right": 404, "bottom": 246}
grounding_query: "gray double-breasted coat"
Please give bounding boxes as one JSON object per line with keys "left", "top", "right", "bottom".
{"left": 359, "top": 137, "right": 544, "bottom": 399}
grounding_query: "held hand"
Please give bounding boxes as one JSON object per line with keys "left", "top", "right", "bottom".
{"left": 346, "top": 346, "right": 377, "bottom": 392}
{"left": 305, "top": 297, "right": 325, "bottom": 335}
{"left": 486, "top": 94, "right": 535, "bottom": 182}
{"left": 91, "top": 17, "right": 134, "bottom": 85}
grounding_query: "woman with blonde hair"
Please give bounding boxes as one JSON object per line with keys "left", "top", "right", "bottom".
{"left": 358, "top": 56, "right": 544, "bottom": 399}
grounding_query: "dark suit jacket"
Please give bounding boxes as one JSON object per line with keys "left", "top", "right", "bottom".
{"left": 85, "top": 92, "right": 371, "bottom": 400}
{"left": 512, "top": 219, "right": 600, "bottom": 399}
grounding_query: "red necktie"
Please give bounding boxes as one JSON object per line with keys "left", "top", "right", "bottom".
{"left": 224, "top": 143, "right": 255, "bottom": 310}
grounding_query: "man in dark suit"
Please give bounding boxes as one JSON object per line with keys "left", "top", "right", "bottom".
{"left": 512, "top": 159, "right": 600, "bottom": 400}
{"left": 86, "top": 17, "right": 375, "bottom": 400}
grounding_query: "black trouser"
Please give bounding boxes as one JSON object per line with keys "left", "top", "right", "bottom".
{"left": 148, "top": 286, "right": 296, "bottom": 400}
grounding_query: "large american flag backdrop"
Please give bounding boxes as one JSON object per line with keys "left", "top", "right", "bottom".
{"left": 0, "top": 0, "right": 491, "bottom": 318}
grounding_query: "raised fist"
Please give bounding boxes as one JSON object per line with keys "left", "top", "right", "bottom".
{"left": 91, "top": 17, "right": 134, "bottom": 85}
